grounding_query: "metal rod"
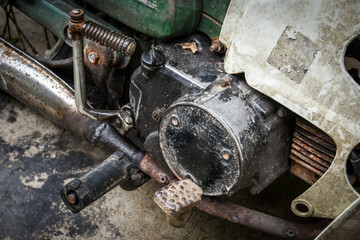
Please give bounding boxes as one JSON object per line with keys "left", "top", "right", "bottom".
{"left": 197, "top": 197, "right": 329, "bottom": 240}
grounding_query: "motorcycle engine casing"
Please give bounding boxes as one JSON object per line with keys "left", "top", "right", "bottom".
{"left": 130, "top": 33, "right": 292, "bottom": 196}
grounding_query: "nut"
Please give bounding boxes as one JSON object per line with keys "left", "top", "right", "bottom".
{"left": 210, "top": 37, "right": 226, "bottom": 54}
{"left": 219, "top": 77, "right": 230, "bottom": 87}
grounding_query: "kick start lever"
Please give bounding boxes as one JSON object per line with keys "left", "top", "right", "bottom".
{"left": 68, "top": 9, "right": 136, "bottom": 135}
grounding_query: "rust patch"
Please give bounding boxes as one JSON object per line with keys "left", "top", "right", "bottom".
{"left": 267, "top": 26, "right": 318, "bottom": 83}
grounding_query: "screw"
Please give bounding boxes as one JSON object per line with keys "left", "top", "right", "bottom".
{"left": 221, "top": 186, "right": 227, "bottom": 193}
{"left": 286, "top": 229, "right": 296, "bottom": 238}
{"left": 159, "top": 176, "right": 168, "bottom": 184}
{"left": 219, "top": 77, "right": 230, "bottom": 87}
{"left": 88, "top": 52, "right": 99, "bottom": 64}
{"left": 221, "top": 149, "right": 231, "bottom": 160}
{"left": 124, "top": 116, "right": 133, "bottom": 125}
{"left": 171, "top": 116, "right": 179, "bottom": 126}
{"left": 152, "top": 108, "right": 164, "bottom": 123}
{"left": 210, "top": 37, "right": 226, "bottom": 54}
{"left": 66, "top": 192, "right": 78, "bottom": 205}
{"left": 277, "top": 108, "right": 286, "bottom": 118}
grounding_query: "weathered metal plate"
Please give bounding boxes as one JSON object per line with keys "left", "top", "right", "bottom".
{"left": 315, "top": 198, "right": 360, "bottom": 240}
{"left": 221, "top": 0, "right": 360, "bottom": 219}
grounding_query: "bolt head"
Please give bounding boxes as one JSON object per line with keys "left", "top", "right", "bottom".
{"left": 219, "top": 77, "right": 230, "bottom": 87}
{"left": 88, "top": 52, "right": 99, "bottom": 64}
{"left": 221, "top": 149, "right": 231, "bottom": 160}
{"left": 72, "top": 9, "right": 80, "bottom": 14}
{"left": 171, "top": 116, "right": 179, "bottom": 126}
{"left": 152, "top": 109, "right": 164, "bottom": 123}
{"left": 277, "top": 109, "right": 286, "bottom": 118}
{"left": 124, "top": 116, "right": 133, "bottom": 125}
{"left": 126, "top": 42, "right": 136, "bottom": 56}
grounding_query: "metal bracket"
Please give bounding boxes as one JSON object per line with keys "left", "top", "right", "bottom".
{"left": 69, "top": 9, "right": 135, "bottom": 135}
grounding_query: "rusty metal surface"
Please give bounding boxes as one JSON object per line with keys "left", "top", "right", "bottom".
{"left": 154, "top": 179, "right": 203, "bottom": 217}
{"left": 69, "top": 11, "right": 134, "bottom": 134}
{"left": 139, "top": 154, "right": 174, "bottom": 185}
{"left": 84, "top": 41, "right": 112, "bottom": 102}
{"left": 197, "top": 197, "right": 329, "bottom": 240}
{"left": 290, "top": 119, "right": 336, "bottom": 186}
{"left": 81, "top": 21, "right": 136, "bottom": 56}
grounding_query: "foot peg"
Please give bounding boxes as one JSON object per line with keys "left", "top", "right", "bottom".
{"left": 154, "top": 179, "right": 203, "bottom": 227}
{"left": 60, "top": 151, "right": 135, "bottom": 213}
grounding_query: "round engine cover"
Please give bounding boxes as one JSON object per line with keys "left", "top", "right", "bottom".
{"left": 159, "top": 103, "right": 242, "bottom": 196}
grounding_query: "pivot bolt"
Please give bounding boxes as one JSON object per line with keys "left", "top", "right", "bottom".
{"left": 88, "top": 52, "right": 99, "bottom": 64}
{"left": 124, "top": 116, "right": 133, "bottom": 125}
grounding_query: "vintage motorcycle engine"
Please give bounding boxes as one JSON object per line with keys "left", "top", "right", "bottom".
{"left": 130, "top": 34, "right": 292, "bottom": 196}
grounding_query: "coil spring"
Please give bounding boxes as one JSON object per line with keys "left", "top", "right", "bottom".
{"left": 81, "top": 21, "right": 136, "bottom": 56}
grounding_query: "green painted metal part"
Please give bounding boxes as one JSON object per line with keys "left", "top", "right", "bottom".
{"left": 198, "top": 0, "right": 231, "bottom": 40}
{"left": 12, "top": 0, "right": 119, "bottom": 41}
{"left": 83, "top": 0, "right": 202, "bottom": 39}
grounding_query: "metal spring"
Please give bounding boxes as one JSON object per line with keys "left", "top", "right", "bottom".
{"left": 81, "top": 21, "right": 136, "bottom": 56}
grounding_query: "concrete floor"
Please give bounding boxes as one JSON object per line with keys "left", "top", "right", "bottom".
{"left": 0, "top": 6, "right": 311, "bottom": 240}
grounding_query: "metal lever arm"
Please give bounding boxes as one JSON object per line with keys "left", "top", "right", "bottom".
{"left": 69, "top": 9, "right": 134, "bottom": 134}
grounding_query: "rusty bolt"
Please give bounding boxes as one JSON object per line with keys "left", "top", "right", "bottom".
{"left": 124, "top": 116, "right": 133, "bottom": 125}
{"left": 87, "top": 52, "right": 99, "bottom": 64}
{"left": 66, "top": 192, "right": 78, "bottom": 205}
{"left": 210, "top": 37, "right": 226, "bottom": 54}
{"left": 221, "top": 149, "right": 231, "bottom": 160}
{"left": 171, "top": 115, "right": 180, "bottom": 126}
{"left": 219, "top": 77, "right": 230, "bottom": 87}
{"left": 152, "top": 108, "right": 164, "bottom": 122}
{"left": 69, "top": 9, "right": 84, "bottom": 23}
